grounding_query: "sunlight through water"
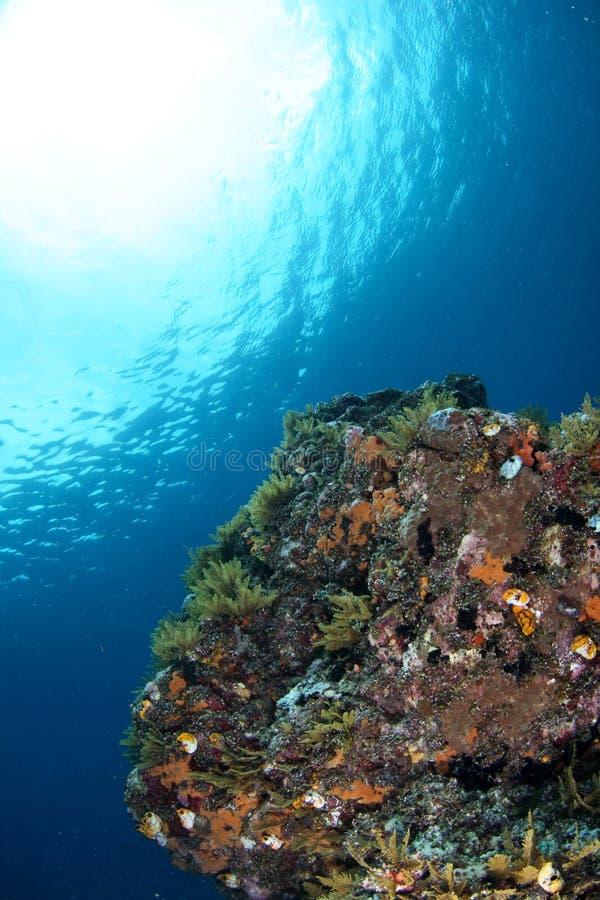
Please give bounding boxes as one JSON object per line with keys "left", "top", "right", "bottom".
{"left": 0, "top": 0, "right": 329, "bottom": 256}
{"left": 0, "top": 0, "right": 332, "bottom": 459}
{"left": 0, "top": 0, "right": 480, "bottom": 584}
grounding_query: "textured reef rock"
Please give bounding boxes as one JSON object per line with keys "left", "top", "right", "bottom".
{"left": 124, "top": 375, "right": 600, "bottom": 899}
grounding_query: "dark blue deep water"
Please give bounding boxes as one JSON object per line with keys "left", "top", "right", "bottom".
{"left": 1, "top": 1, "right": 598, "bottom": 898}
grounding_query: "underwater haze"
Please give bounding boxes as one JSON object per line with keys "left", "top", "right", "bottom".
{"left": 0, "top": 1, "right": 598, "bottom": 898}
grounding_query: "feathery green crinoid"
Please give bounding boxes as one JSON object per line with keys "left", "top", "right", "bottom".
{"left": 182, "top": 506, "right": 251, "bottom": 591}
{"left": 282, "top": 406, "right": 317, "bottom": 449}
{"left": 138, "top": 722, "right": 174, "bottom": 768}
{"left": 248, "top": 473, "right": 295, "bottom": 531}
{"left": 315, "top": 591, "right": 372, "bottom": 651}
{"left": 213, "top": 505, "right": 251, "bottom": 547}
{"left": 190, "top": 739, "right": 268, "bottom": 794}
{"left": 120, "top": 723, "right": 143, "bottom": 765}
{"left": 151, "top": 614, "right": 203, "bottom": 664}
{"left": 559, "top": 393, "right": 600, "bottom": 456}
{"left": 379, "top": 384, "right": 456, "bottom": 452}
{"left": 282, "top": 405, "right": 343, "bottom": 453}
{"left": 300, "top": 701, "right": 356, "bottom": 746}
{"left": 185, "top": 558, "right": 274, "bottom": 620}
{"left": 182, "top": 543, "right": 222, "bottom": 592}
{"left": 121, "top": 721, "right": 172, "bottom": 768}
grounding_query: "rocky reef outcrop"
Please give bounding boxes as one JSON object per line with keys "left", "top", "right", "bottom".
{"left": 123, "top": 375, "right": 600, "bottom": 899}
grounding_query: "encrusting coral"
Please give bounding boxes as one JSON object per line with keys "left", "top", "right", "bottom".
{"left": 124, "top": 374, "right": 600, "bottom": 899}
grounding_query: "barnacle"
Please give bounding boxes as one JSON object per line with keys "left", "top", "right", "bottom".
{"left": 176, "top": 732, "right": 198, "bottom": 754}
{"left": 570, "top": 633, "right": 597, "bottom": 660}
{"left": 482, "top": 423, "right": 501, "bottom": 437}
{"left": 379, "top": 385, "right": 456, "bottom": 452}
{"left": 177, "top": 807, "right": 196, "bottom": 829}
{"left": 150, "top": 615, "right": 203, "bottom": 664}
{"left": 137, "top": 811, "right": 165, "bottom": 843}
{"left": 138, "top": 699, "right": 153, "bottom": 719}
{"left": 185, "top": 558, "right": 274, "bottom": 620}
{"left": 512, "top": 605, "right": 537, "bottom": 636}
{"left": 314, "top": 591, "right": 372, "bottom": 651}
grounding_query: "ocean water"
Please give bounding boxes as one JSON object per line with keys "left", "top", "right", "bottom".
{"left": 0, "top": 1, "right": 598, "bottom": 898}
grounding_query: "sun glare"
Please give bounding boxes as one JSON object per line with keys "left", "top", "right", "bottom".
{"left": 0, "top": 0, "right": 329, "bottom": 259}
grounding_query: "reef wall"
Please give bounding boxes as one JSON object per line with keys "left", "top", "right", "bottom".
{"left": 124, "top": 375, "right": 600, "bottom": 898}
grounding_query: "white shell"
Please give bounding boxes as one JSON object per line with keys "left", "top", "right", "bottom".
{"left": 500, "top": 455, "right": 523, "bottom": 479}
{"left": 155, "top": 831, "right": 167, "bottom": 847}
{"left": 537, "top": 861, "right": 564, "bottom": 894}
{"left": 142, "top": 812, "right": 163, "bottom": 836}
{"left": 503, "top": 588, "right": 530, "bottom": 608}
{"left": 261, "top": 832, "right": 283, "bottom": 850}
{"left": 302, "top": 790, "right": 326, "bottom": 809}
{"left": 483, "top": 423, "right": 501, "bottom": 437}
{"left": 176, "top": 733, "right": 198, "bottom": 754}
{"left": 177, "top": 808, "right": 196, "bottom": 830}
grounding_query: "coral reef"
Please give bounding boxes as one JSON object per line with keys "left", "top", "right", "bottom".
{"left": 124, "top": 375, "right": 600, "bottom": 899}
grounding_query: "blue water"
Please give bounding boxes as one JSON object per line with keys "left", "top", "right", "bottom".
{"left": 0, "top": 1, "right": 598, "bottom": 898}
